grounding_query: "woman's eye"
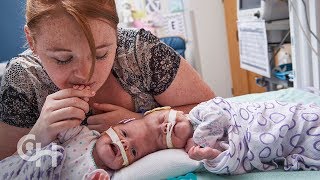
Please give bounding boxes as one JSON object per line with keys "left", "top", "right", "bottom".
{"left": 55, "top": 57, "right": 72, "bottom": 65}
{"left": 96, "top": 52, "right": 108, "bottom": 60}
{"left": 131, "top": 148, "right": 137, "bottom": 157}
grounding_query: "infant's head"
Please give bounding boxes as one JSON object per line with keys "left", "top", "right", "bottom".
{"left": 141, "top": 108, "right": 193, "bottom": 149}
{"left": 94, "top": 117, "right": 163, "bottom": 170}
{"left": 94, "top": 108, "right": 193, "bottom": 170}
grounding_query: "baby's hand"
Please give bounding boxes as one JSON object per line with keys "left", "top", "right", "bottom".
{"left": 73, "top": 85, "right": 91, "bottom": 102}
{"left": 90, "top": 172, "right": 109, "bottom": 180}
{"left": 86, "top": 171, "right": 110, "bottom": 180}
{"left": 188, "top": 145, "right": 221, "bottom": 161}
{"left": 185, "top": 138, "right": 197, "bottom": 152}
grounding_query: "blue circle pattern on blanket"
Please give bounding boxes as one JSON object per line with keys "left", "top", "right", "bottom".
{"left": 189, "top": 97, "right": 320, "bottom": 174}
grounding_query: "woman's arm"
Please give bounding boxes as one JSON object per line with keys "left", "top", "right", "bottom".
{"left": 154, "top": 57, "right": 215, "bottom": 113}
{"left": 85, "top": 58, "right": 213, "bottom": 132}
{"left": 0, "top": 122, "right": 30, "bottom": 160}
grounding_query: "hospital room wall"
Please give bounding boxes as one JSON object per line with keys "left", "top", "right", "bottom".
{"left": 0, "top": 0, "right": 26, "bottom": 62}
{"left": 184, "top": 0, "right": 233, "bottom": 98}
{"left": 0, "top": 0, "right": 234, "bottom": 98}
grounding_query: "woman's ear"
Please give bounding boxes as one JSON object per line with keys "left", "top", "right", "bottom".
{"left": 24, "top": 25, "right": 35, "bottom": 52}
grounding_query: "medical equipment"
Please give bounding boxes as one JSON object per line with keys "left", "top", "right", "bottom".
{"left": 237, "top": 0, "right": 291, "bottom": 87}
{"left": 237, "top": 0, "right": 289, "bottom": 21}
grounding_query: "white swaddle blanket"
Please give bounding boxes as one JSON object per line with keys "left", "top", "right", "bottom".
{"left": 0, "top": 143, "right": 65, "bottom": 180}
{"left": 188, "top": 97, "right": 320, "bottom": 174}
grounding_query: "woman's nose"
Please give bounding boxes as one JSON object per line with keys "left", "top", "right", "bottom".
{"left": 73, "top": 59, "right": 92, "bottom": 81}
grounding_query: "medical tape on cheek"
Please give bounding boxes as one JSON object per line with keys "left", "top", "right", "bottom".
{"left": 166, "top": 110, "right": 177, "bottom": 148}
{"left": 105, "top": 127, "right": 129, "bottom": 166}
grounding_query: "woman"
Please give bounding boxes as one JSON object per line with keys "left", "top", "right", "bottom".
{"left": 0, "top": 0, "right": 214, "bottom": 159}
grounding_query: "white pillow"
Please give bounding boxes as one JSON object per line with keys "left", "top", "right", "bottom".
{"left": 112, "top": 149, "right": 202, "bottom": 180}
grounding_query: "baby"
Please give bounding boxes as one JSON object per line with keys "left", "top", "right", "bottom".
{"left": 56, "top": 115, "right": 164, "bottom": 179}
{"left": 0, "top": 111, "right": 164, "bottom": 180}
{"left": 140, "top": 97, "right": 320, "bottom": 174}
{"left": 50, "top": 85, "right": 167, "bottom": 179}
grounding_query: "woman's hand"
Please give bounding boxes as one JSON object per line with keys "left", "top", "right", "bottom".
{"left": 187, "top": 145, "right": 221, "bottom": 161}
{"left": 29, "top": 87, "right": 95, "bottom": 147}
{"left": 87, "top": 103, "right": 143, "bottom": 132}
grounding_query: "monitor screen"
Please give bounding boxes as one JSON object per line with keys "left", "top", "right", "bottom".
{"left": 240, "top": 0, "right": 261, "bottom": 10}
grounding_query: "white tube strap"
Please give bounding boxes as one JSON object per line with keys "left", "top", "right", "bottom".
{"left": 144, "top": 106, "right": 171, "bottom": 116}
{"left": 166, "top": 110, "right": 177, "bottom": 148}
{"left": 105, "top": 127, "right": 129, "bottom": 166}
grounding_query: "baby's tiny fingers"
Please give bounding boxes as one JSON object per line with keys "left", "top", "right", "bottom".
{"left": 73, "top": 85, "right": 80, "bottom": 89}
{"left": 78, "top": 85, "right": 85, "bottom": 90}
{"left": 83, "top": 97, "right": 90, "bottom": 102}
{"left": 189, "top": 146, "right": 197, "bottom": 153}
{"left": 194, "top": 145, "right": 203, "bottom": 152}
{"left": 188, "top": 146, "right": 195, "bottom": 155}
{"left": 92, "top": 172, "right": 100, "bottom": 180}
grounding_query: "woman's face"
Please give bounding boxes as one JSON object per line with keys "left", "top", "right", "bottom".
{"left": 28, "top": 13, "right": 117, "bottom": 92}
